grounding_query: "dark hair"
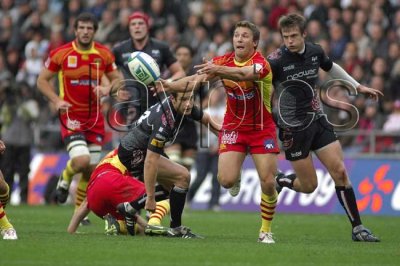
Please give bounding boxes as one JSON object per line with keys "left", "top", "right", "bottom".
{"left": 74, "top": 12, "right": 98, "bottom": 31}
{"left": 234, "top": 20, "right": 260, "bottom": 48}
{"left": 278, "top": 13, "right": 307, "bottom": 34}
{"left": 175, "top": 44, "right": 194, "bottom": 57}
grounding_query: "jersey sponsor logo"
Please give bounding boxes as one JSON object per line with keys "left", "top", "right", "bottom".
{"left": 67, "top": 119, "right": 81, "bottom": 130}
{"left": 150, "top": 138, "right": 165, "bottom": 148}
{"left": 70, "top": 79, "right": 99, "bottom": 86}
{"left": 227, "top": 90, "right": 255, "bottom": 100}
{"left": 221, "top": 131, "right": 238, "bottom": 144}
{"left": 290, "top": 151, "right": 302, "bottom": 158}
{"left": 67, "top": 56, "right": 78, "bottom": 68}
{"left": 264, "top": 139, "right": 275, "bottom": 150}
{"left": 131, "top": 150, "right": 145, "bottom": 165}
{"left": 268, "top": 49, "right": 281, "bottom": 60}
{"left": 254, "top": 63, "right": 263, "bottom": 73}
{"left": 283, "top": 65, "right": 295, "bottom": 71}
{"left": 151, "top": 50, "right": 160, "bottom": 56}
{"left": 286, "top": 69, "right": 317, "bottom": 80}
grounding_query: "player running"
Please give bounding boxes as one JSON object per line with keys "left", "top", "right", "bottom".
{"left": 37, "top": 13, "right": 121, "bottom": 223}
{"left": 157, "top": 21, "right": 280, "bottom": 244}
{"left": 267, "top": 13, "right": 381, "bottom": 242}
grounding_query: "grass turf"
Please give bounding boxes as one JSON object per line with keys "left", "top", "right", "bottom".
{"left": 1, "top": 205, "right": 398, "bottom": 266}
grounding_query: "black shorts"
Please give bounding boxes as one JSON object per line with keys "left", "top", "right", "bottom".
{"left": 172, "top": 119, "right": 198, "bottom": 151}
{"left": 279, "top": 116, "right": 338, "bottom": 161}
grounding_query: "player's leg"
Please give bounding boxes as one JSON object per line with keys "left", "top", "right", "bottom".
{"left": 148, "top": 199, "right": 170, "bottom": 226}
{"left": 252, "top": 153, "right": 278, "bottom": 244}
{"left": 218, "top": 151, "right": 246, "bottom": 196}
{"left": 275, "top": 123, "right": 318, "bottom": 193}
{"left": 0, "top": 171, "right": 17, "bottom": 240}
{"left": 157, "top": 157, "right": 190, "bottom": 229}
{"left": 57, "top": 134, "right": 91, "bottom": 204}
{"left": 75, "top": 145, "right": 101, "bottom": 205}
{"left": 316, "top": 140, "right": 380, "bottom": 242}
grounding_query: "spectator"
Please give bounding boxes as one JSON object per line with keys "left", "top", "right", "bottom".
{"left": 0, "top": 82, "right": 39, "bottom": 204}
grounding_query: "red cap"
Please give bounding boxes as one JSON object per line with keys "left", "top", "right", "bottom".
{"left": 128, "top": 11, "right": 150, "bottom": 28}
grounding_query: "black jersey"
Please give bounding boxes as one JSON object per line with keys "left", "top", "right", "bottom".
{"left": 117, "top": 97, "right": 203, "bottom": 177}
{"left": 268, "top": 42, "right": 333, "bottom": 129}
{"left": 112, "top": 38, "right": 178, "bottom": 115}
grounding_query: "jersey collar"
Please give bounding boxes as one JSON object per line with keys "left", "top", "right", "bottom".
{"left": 72, "top": 41, "right": 99, "bottom": 55}
{"left": 234, "top": 51, "right": 257, "bottom": 66}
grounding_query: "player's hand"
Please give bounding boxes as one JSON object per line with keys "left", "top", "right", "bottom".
{"left": 194, "top": 57, "right": 219, "bottom": 77}
{"left": 0, "top": 140, "right": 5, "bottom": 154}
{"left": 150, "top": 79, "right": 169, "bottom": 96}
{"left": 55, "top": 99, "right": 72, "bottom": 111}
{"left": 115, "top": 88, "right": 132, "bottom": 102}
{"left": 357, "top": 85, "right": 383, "bottom": 101}
{"left": 94, "top": 85, "right": 110, "bottom": 97}
{"left": 145, "top": 197, "right": 156, "bottom": 213}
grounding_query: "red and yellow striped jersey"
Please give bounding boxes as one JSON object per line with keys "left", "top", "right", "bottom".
{"left": 213, "top": 51, "right": 275, "bottom": 131}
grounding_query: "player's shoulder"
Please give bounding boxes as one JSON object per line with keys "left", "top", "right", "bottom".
{"left": 149, "top": 38, "right": 170, "bottom": 50}
{"left": 213, "top": 51, "right": 235, "bottom": 65}
{"left": 112, "top": 39, "right": 132, "bottom": 52}
{"left": 267, "top": 46, "right": 284, "bottom": 62}
{"left": 49, "top": 42, "right": 73, "bottom": 57}
{"left": 94, "top": 42, "right": 112, "bottom": 53}
{"left": 305, "top": 42, "right": 324, "bottom": 54}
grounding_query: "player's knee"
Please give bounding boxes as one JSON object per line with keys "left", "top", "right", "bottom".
{"left": 176, "top": 169, "right": 191, "bottom": 188}
{"left": 218, "top": 175, "right": 236, "bottom": 189}
{"left": 302, "top": 181, "right": 318, "bottom": 193}
{"left": 259, "top": 174, "right": 275, "bottom": 187}
{"left": 71, "top": 155, "right": 91, "bottom": 172}
{"left": 330, "top": 164, "right": 348, "bottom": 185}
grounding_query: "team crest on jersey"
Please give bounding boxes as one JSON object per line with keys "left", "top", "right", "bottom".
{"left": 264, "top": 139, "right": 275, "bottom": 150}
{"left": 131, "top": 150, "right": 144, "bottom": 165}
{"left": 67, "top": 119, "right": 80, "bottom": 130}
{"left": 254, "top": 63, "right": 263, "bottom": 73}
{"left": 221, "top": 131, "right": 238, "bottom": 144}
{"left": 68, "top": 56, "right": 78, "bottom": 68}
{"left": 93, "top": 58, "right": 102, "bottom": 65}
{"left": 268, "top": 49, "right": 282, "bottom": 60}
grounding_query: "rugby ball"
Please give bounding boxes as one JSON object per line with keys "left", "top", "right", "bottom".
{"left": 127, "top": 51, "right": 161, "bottom": 85}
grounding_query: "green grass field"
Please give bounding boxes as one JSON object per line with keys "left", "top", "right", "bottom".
{"left": 1, "top": 205, "right": 398, "bottom": 266}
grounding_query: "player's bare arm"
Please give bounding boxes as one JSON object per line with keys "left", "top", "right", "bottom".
{"left": 168, "top": 61, "right": 186, "bottom": 81}
{"left": 327, "top": 62, "right": 383, "bottom": 101}
{"left": 153, "top": 73, "right": 208, "bottom": 95}
{"left": 143, "top": 149, "right": 161, "bottom": 212}
{"left": 67, "top": 198, "right": 90, "bottom": 234}
{"left": 0, "top": 140, "right": 5, "bottom": 154}
{"left": 37, "top": 68, "right": 72, "bottom": 110}
{"left": 195, "top": 61, "right": 258, "bottom": 81}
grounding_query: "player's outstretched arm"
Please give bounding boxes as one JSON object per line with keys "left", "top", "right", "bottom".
{"left": 152, "top": 73, "right": 208, "bottom": 95}
{"left": 328, "top": 62, "right": 383, "bottom": 101}
{"left": 67, "top": 198, "right": 90, "bottom": 234}
{"left": 194, "top": 59, "right": 259, "bottom": 81}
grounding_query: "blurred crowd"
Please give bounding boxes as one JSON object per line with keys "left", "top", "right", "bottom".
{"left": 0, "top": 0, "right": 400, "bottom": 153}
